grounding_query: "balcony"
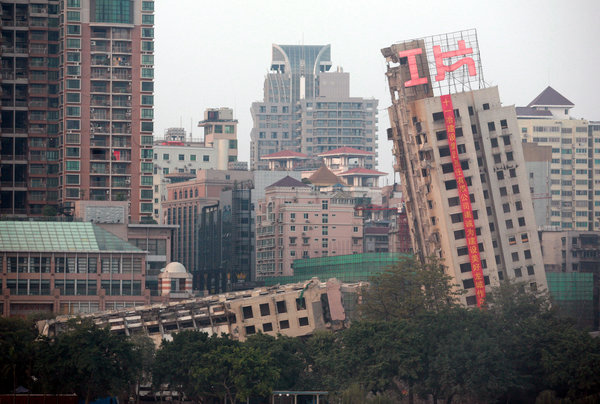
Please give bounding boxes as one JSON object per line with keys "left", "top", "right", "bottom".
{"left": 112, "top": 84, "right": 131, "bottom": 94}
{"left": 91, "top": 96, "right": 110, "bottom": 107}
{"left": 112, "top": 56, "right": 131, "bottom": 67}
{"left": 90, "top": 163, "right": 109, "bottom": 174}
{"left": 90, "top": 111, "right": 109, "bottom": 120}
{"left": 90, "top": 178, "right": 109, "bottom": 188}
{"left": 91, "top": 55, "right": 110, "bottom": 66}
{"left": 112, "top": 178, "right": 130, "bottom": 188}
{"left": 112, "top": 98, "right": 131, "bottom": 107}
{"left": 112, "top": 111, "right": 131, "bottom": 121}
{"left": 91, "top": 70, "right": 110, "bottom": 80}
{"left": 112, "top": 45, "right": 132, "bottom": 53}
{"left": 112, "top": 124, "right": 131, "bottom": 134}
{"left": 29, "top": 44, "right": 47, "bottom": 55}
{"left": 112, "top": 165, "right": 130, "bottom": 175}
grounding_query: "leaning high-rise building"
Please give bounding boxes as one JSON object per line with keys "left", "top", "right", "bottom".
{"left": 250, "top": 44, "right": 378, "bottom": 170}
{"left": 382, "top": 30, "right": 547, "bottom": 306}
{"left": 1, "top": 0, "right": 154, "bottom": 222}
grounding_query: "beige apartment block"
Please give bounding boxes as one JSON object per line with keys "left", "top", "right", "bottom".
{"left": 255, "top": 176, "right": 363, "bottom": 278}
{"left": 383, "top": 47, "right": 547, "bottom": 305}
{"left": 517, "top": 87, "right": 600, "bottom": 231}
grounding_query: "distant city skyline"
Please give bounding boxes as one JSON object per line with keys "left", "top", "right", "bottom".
{"left": 154, "top": 0, "right": 599, "bottom": 181}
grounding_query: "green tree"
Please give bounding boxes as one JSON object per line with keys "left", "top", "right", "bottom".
{"left": 39, "top": 319, "right": 138, "bottom": 403}
{"left": 245, "top": 333, "right": 305, "bottom": 390}
{"left": 190, "top": 335, "right": 279, "bottom": 403}
{"left": 130, "top": 334, "right": 155, "bottom": 403}
{"left": 152, "top": 330, "right": 212, "bottom": 401}
{"left": 360, "top": 255, "right": 463, "bottom": 321}
{"left": 0, "top": 317, "right": 37, "bottom": 393}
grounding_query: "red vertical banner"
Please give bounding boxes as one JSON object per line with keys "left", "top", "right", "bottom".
{"left": 440, "top": 94, "right": 486, "bottom": 307}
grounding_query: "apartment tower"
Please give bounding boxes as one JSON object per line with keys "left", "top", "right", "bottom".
{"left": 517, "top": 87, "right": 600, "bottom": 231}
{"left": 1, "top": 1, "right": 60, "bottom": 216}
{"left": 250, "top": 44, "right": 378, "bottom": 170}
{"left": 382, "top": 30, "right": 548, "bottom": 306}
{"left": 1, "top": 0, "right": 154, "bottom": 221}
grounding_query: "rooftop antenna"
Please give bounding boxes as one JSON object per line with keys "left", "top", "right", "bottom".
{"left": 190, "top": 118, "right": 193, "bottom": 141}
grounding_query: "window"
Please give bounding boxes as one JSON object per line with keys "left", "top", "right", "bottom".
{"left": 67, "top": 11, "right": 81, "bottom": 21}
{"left": 322, "top": 214, "right": 328, "bottom": 224}
{"left": 66, "top": 161, "right": 80, "bottom": 171}
{"left": 66, "top": 38, "right": 81, "bottom": 49}
{"left": 142, "top": 14, "right": 154, "bottom": 24}
{"left": 203, "top": 155, "right": 209, "bottom": 162}
{"left": 263, "top": 323, "right": 273, "bottom": 332}
{"left": 497, "top": 171, "right": 504, "bottom": 180}
{"left": 178, "top": 154, "right": 185, "bottom": 161}
{"left": 66, "top": 93, "right": 80, "bottom": 103}
{"left": 276, "top": 300, "right": 287, "bottom": 313}
{"left": 505, "top": 219, "right": 513, "bottom": 229}
{"left": 279, "top": 320, "right": 290, "bottom": 329}
{"left": 296, "top": 297, "right": 306, "bottom": 310}
{"left": 66, "top": 79, "right": 80, "bottom": 89}
{"left": 524, "top": 250, "right": 532, "bottom": 259}
{"left": 506, "top": 152, "right": 514, "bottom": 161}
{"left": 141, "top": 95, "right": 154, "bottom": 105}
{"left": 527, "top": 265, "right": 535, "bottom": 275}
{"left": 488, "top": 122, "right": 496, "bottom": 131}
{"left": 259, "top": 303, "right": 270, "bottom": 316}
{"left": 518, "top": 217, "right": 526, "bottom": 227}
{"left": 141, "top": 68, "right": 154, "bottom": 78}
{"left": 491, "top": 138, "right": 499, "bottom": 148}
{"left": 242, "top": 305, "right": 253, "bottom": 319}
{"left": 514, "top": 267, "right": 522, "bottom": 277}
{"left": 142, "top": 1, "right": 154, "bottom": 11}
{"left": 512, "top": 252, "right": 519, "bottom": 262}
{"left": 299, "top": 317, "right": 309, "bottom": 327}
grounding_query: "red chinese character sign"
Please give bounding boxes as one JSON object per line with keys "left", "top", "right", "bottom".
{"left": 441, "top": 94, "right": 485, "bottom": 307}
{"left": 392, "top": 29, "right": 484, "bottom": 96}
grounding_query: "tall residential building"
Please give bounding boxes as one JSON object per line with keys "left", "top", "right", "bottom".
{"left": 1, "top": 0, "right": 155, "bottom": 222}
{"left": 1, "top": 1, "right": 60, "bottom": 216}
{"left": 250, "top": 44, "right": 378, "bottom": 170}
{"left": 382, "top": 30, "right": 547, "bottom": 307}
{"left": 517, "top": 87, "right": 600, "bottom": 231}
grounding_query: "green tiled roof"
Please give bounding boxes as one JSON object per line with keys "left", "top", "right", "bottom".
{"left": 0, "top": 221, "right": 143, "bottom": 253}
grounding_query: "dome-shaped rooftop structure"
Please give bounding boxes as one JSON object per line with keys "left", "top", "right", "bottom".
{"left": 163, "top": 262, "right": 187, "bottom": 274}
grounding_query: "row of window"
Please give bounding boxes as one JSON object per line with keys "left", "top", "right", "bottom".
{"left": 2, "top": 279, "right": 142, "bottom": 296}
{"left": 2, "top": 256, "right": 143, "bottom": 274}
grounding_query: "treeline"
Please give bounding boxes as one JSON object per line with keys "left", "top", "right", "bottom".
{"left": 2, "top": 257, "right": 600, "bottom": 403}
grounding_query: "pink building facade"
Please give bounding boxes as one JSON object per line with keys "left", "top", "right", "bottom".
{"left": 255, "top": 176, "right": 363, "bottom": 278}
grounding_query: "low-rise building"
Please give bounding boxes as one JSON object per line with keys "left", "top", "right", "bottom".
{"left": 0, "top": 221, "right": 150, "bottom": 316}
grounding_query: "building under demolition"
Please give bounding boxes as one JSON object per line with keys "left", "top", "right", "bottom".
{"left": 382, "top": 30, "right": 548, "bottom": 307}
{"left": 37, "top": 278, "right": 365, "bottom": 345}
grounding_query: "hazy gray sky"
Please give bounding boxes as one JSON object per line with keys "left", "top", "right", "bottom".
{"left": 154, "top": 0, "right": 599, "bottom": 180}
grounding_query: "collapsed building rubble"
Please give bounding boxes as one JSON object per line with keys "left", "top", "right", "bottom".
{"left": 37, "top": 278, "right": 365, "bottom": 344}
